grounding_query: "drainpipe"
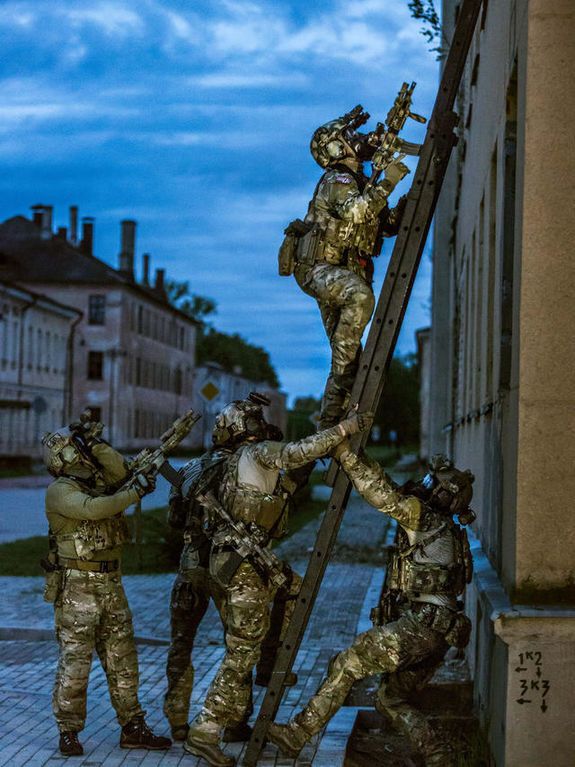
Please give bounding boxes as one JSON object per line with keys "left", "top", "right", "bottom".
{"left": 65, "top": 313, "right": 83, "bottom": 422}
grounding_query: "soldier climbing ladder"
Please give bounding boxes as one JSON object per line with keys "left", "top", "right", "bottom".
{"left": 243, "top": 1, "right": 485, "bottom": 764}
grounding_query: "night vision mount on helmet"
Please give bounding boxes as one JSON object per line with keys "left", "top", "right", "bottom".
{"left": 212, "top": 392, "right": 281, "bottom": 448}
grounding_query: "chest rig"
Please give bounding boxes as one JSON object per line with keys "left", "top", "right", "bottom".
{"left": 54, "top": 479, "right": 132, "bottom": 560}
{"left": 169, "top": 452, "right": 228, "bottom": 572}
{"left": 218, "top": 447, "right": 290, "bottom": 539}
{"left": 386, "top": 511, "right": 473, "bottom": 601}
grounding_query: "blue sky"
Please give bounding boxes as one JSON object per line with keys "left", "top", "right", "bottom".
{"left": 0, "top": 0, "right": 438, "bottom": 402}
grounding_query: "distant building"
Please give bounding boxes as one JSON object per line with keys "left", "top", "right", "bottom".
{"left": 0, "top": 281, "right": 80, "bottom": 462}
{"left": 428, "top": 3, "right": 575, "bottom": 765}
{"left": 192, "top": 361, "right": 287, "bottom": 449}
{"left": 0, "top": 206, "right": 199, "bottom": 450}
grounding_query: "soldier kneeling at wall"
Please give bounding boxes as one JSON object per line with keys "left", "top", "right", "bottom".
{"left": 269, "top": 448, "right": 475, "bottom": 767}
{"left": 42, "top": 412, "right": 171, "bottom": 757}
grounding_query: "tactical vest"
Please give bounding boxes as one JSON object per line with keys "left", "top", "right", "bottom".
{"left": 169, "top": 451, "right": 228, "bottom": 572}
{"left": 296, "top": 167, "right": 381, "bottom": 274}
{"left": 56, "top": 515, "right": 131, "bottom": 560}
{"left": 218, "top": 448, "right": 289, "bottom": 539}
{"left": 386, "top": 516, "right": 473, "bottom": 600}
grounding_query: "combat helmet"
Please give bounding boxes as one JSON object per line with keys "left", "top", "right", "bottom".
{"left": 423, "top": 454, "right": 476, "bottom": 524}
{"left": 212, "top": 392, "right": 281, "bottom": 448}
{"left": 310, "top": 105, "right": 371, "bottom": 168}
{"left": 42, "top": 426, "right": 96, "bottom": 477}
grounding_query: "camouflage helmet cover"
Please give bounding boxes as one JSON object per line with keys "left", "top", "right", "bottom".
{"left": 427, "top": 454, "right": 475, "bottom": 521}
{"left": 42, "top": 427, "right": 91, "bottom": 477}
{"left": 212, "top": 392, "right": 271, "bottom": 448}
{"left": 310, "top": 105, "right": 370, "bottom": 168}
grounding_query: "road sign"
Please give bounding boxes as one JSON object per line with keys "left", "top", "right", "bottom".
{"left": 200, "top": 381, "right": 220, "bottom": 402}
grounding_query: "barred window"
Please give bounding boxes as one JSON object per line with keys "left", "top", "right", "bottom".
{"left": 88, "top": 295, "right": 106, "bottom": 325}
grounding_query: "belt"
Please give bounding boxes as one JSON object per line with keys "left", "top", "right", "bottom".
{"left": 59, "top": 557, "right": 120, "bottom": 573}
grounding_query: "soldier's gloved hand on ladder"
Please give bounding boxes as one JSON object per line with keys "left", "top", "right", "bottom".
{"left": 337, "top": 410, "right": 374, "bottom": 436}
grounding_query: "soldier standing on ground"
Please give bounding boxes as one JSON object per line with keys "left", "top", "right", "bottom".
{"left": 269, "top": 447, "right": 475, "bottom": 767}
{"left": 183, "top": 395, "right": 373, "bottom": 767}
{"left": 42, "top": 414, "right": 171, "bottom": 756}
{"left": 163, "top": 444, "right": 298, "bottom": 744}
{"left": 281, "top": 107, "right": 410, "bottom": 428}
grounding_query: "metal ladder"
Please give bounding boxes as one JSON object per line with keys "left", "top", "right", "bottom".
{"left": 243, "top": 1, "right": 484, "bottom": 763}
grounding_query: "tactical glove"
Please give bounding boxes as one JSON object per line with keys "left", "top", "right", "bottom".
{"left": 383, "top": 156, "right": 410, "bottom": 187}
{"left": 132, "top": 472, "right": 157, "bottom": 498}
{"left": 338, "top": 411, "right": 374, "bottom": 436}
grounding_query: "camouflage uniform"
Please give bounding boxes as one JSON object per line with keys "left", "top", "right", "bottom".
{"left": 186, "top": 423, "right": 351, "bottom": 749}
{"left": 270, "top": 450, "right": 472, "bottom": 767}
{"left": 46, "top": 442, "right": 143, "bottom": 733}
{"left": 294, "top": 166, "right": 404, "bottom": 427}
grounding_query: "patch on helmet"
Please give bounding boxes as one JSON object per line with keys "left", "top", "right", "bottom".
{"left": 334, "top": 174, "right": 353, "bottom": 184}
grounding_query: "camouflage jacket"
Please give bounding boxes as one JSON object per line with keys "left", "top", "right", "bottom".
{"left": 217, "top": 424, "right": 349, "bottom": 536}
{"left": 304, "top": 164, "right": 402, "bottom": 272}
{"left": 339, "top": 449, "right": 470, "bottom": 606}
{"left": 46, "top": 443, "right": 138, "bottom": 561}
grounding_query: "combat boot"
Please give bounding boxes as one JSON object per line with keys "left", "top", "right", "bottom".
{"left": 170, "top": 723, "right": 189, "bottom": 741}
{"left": 254, "top": 670, "right": 298, "bottom": 687}
{"left": 120, "top": 716, "right": 171, "bottom": 750}
{"left": 222, "top": 720, "right": 252, "bottom": 742}
{"left": 268, "top": 720, "right": 309, "bottom": 758}
{"left": 183, "top": 736, "right": 235, "bottom": 766}
{"left": 59, "top": 731, "right": 83, "bottom": 756}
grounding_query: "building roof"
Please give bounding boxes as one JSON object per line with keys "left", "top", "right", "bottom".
{"left": 0, "top": 279, "right": 82, "bottom": 319}
{"left": 0, "top": 215, "right": 199, "bottom": 326}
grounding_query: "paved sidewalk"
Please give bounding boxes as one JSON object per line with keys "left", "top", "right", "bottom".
{"left": 0, "top": 495, "right": 390, "bottom": 767}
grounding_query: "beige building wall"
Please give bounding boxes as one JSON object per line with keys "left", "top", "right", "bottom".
{"left": 429, "top": 1, "right": 575, "bottom": 764}
{"left": 0, "top": 282, "right": 80, "bottom": 459}
{"left": 25, "top": 283, "right": 198, "bottom": 450}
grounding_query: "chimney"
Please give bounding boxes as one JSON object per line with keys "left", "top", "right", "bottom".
{"left": 56, "top": 226, "right": 68, "bottom": 239}
{"left": 118, "top": 219, "right": 136, "bottom": 279}
{"left": 81, "top": 217, "right": 95, "bottom": 256}
{"left": 155, "top": 268, "right": 165, "bottom": 294}
{"left": 69, "top": 205, "right": 78, "bottom": 245}
{"left": 142, "top": 253, "right": 150, "bottom": 286}
{"left": 30, "top": 204, "right": 53, "bottom": 240}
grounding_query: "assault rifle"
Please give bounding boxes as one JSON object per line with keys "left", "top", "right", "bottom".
{"left": 197, "top": 490, "right": 288, "bottom": 590}
{"left": 365, "top": 81, "right": 427, "bottom": 188}
{"left": 124, "top": 409, "right": 201, "bottom": 492}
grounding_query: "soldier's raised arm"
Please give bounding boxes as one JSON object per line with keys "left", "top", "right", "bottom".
{"left": 336, "top": 443, "right": 423, "bottom": 530}
{"left": 252, "top": 411, "right": 373, "bottom": 471}
{"left": 46, "top": 480, "right": 140, "bottom": 521}
{"left": 321, "top": 158, "right": 409, "bottom": 223}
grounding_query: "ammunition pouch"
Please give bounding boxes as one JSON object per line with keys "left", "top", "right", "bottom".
{"left": 41, "top": 556, "right": 63, "bottom": 604}
{"left": 387, "top": 548, "right": 463, "bottom": 599}
{"left": 278, "top": 218, "right": 313, "bottom": 276}
{"left": 209, "top": 545, "right": 245, "bottom": 589}
{"left": 58, "top": 515, "right": 132, "bottom": 560}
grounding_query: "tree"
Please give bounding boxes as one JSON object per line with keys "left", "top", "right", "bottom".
{"left": 197, "top": 328, "right": 279, "bottom": 388}
{"left": 374, "top": 353, "right": 420, "bottom": 447}
{"left": 165, "top": 279, "right": 217, "bottom": 326}
{"left": 406, "top": 0, "right": 442, "bottom": 52}
{"left": 165, "top": 278, "right": 280, "bottom": 387}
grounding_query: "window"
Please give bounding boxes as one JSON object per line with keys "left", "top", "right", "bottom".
{"left": 87, "top": 351, "right": 104, "bottom": 380}
{"left": 88, "top": 295, "right": 106, "bottom": 325}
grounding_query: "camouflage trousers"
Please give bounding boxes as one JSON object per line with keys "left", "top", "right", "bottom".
{"left": 187, "top": 562, "right": 301, "bottom": 744}
{"left": 53, "top": 569, "right": 143, "bottom": 733}
{"left": 163, "top": 569, "right": 226, "bottom": 729}
{"left": 295, "top": 263, "right": 374, "bottom": 427}
{"left": 292, "top": 603, "right": 451, "bottom": 765}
